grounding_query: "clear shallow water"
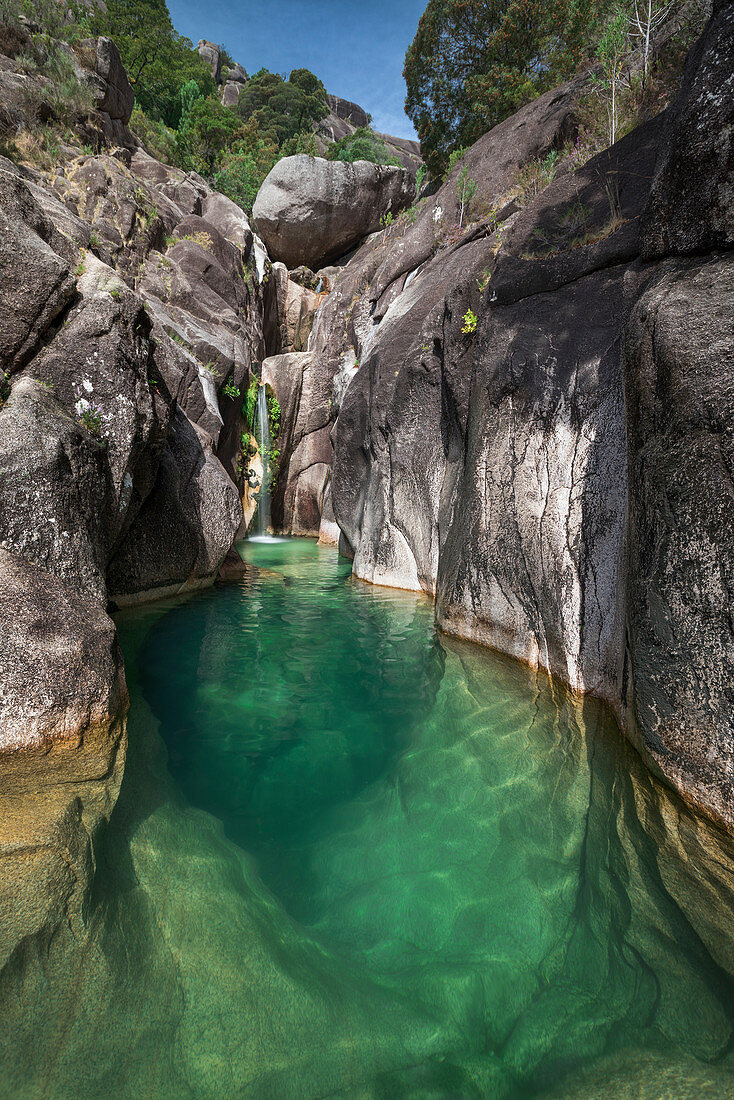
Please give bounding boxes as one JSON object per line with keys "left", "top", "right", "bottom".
{"left": 1, "top": 538, "right": 734, "bottom": 1098}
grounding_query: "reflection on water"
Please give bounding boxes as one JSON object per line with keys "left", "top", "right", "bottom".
{"left": 0, "top": 538, "right": 733, "bottom": 1099}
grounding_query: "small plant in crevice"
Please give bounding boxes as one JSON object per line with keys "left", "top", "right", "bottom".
{"left": 0, "top": 370, "right": 11, "bottom": 409}
{"left": 477, "top": 269, "right": 491, "bottom": 292}
{"left": 223, "top": 380, "right": 240, "bottom": 400}
{"left": 78, "top": 401, "right": 103, "bottom": 437}
{"left": 244, "top": 377, "right": 259, "bottom": 430}
{"left": 462, "top": 308, "right": 478, "bottom": 335}
{"left": 516, "top": 149, "right": 561, "bottom": 206}
{"left": 266, "top": 392, "right": 281, "bottom": 438}
{"left": 380, "top": 211, "right": 394, "bottom": 241}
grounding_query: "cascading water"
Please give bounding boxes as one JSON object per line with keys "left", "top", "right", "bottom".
{"left": 255, "top": 384, "right": 271, "bottom": 537}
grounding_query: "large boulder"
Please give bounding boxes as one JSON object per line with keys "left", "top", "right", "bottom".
{"left": 90, "top": 36, "right": 134, "bottom": 124}
{"left": 196, "top": 40, "right": 221, "bottom": 83}
{"left": 622, "top": 254, "right": 734, "bottom": 825}
{"left": 252, "top": 155, "right": 414, "bottom": 269}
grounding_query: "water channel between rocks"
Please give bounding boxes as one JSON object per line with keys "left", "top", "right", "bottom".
{"left": 1, "top": 538, "right": 734, "bottom": 1099}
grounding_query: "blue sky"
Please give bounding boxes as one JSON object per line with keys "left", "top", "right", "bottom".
{"left": 167, "top": 0, "right": 426, "bottom": 139}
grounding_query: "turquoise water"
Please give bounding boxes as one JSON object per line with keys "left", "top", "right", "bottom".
{"left": 1, "top": 537, "right": 734, "bottom": 1098}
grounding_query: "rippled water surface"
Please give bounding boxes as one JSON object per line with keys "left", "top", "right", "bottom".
{"left": 2, "top": 538, "right": 734, "bottom": 1098}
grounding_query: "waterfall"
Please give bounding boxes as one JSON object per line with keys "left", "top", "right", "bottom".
{"left": 255, "top": 384, "right": 271, "bottom": 536}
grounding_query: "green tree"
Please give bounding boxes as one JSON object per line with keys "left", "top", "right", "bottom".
{"left": 593, "top": 7, "right": 630, "bottom": 143}
{"left": 325, "top": 127, "right": 400, "bottom": 165}
{"left": 237, "top": 68, "right": 328, "bottom": 145}
{"left": 89, "top": 0, "right": 215, "bottom": 127}
{"left": 404, "top": 0, "right": 611, "bottom": 176}
{"left": 213, "top": 119, "right": 280, "bottom": 213}
{"left": 176, "top": 91, "right": 244, "bottom": 174}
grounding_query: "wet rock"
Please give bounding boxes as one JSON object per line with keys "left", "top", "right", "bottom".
{"left": 0, "top": 545, "right": 127, "bottom": 756}
{"left": 252, "top": 155, "right": 414, "bottom": 269}
{"left": 0, "top": 545, "right": 127, "bottom": 976}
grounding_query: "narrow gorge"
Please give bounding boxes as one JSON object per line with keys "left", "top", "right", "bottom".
{"left": 0, "top": 0, "right": 732, "bottom": 1096}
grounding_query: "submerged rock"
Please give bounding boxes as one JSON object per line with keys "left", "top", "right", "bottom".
{"left": 252, "top": 154, "right": 414, "bottom": 269}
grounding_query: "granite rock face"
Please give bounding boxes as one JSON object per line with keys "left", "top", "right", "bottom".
{"left": 0, "top": 545, "right": 128, "bottom": 983}
{"left": 107, "top": 408, "right": 242, "bottom": 603}
{"left": 0, "top": 167, "right": 76, "bottom": 372}
{"left": 253, "top": 155, "right": 414, "bottom": 269}
{"left": 0, "top": 548, "right": 127, "bottom": 757}
{"left": 89, "top": 36, "right": 134, "bottom": 124}
{"left": 315, "top": 94, "right": 422, "bottom": 173}
{"left": 0, "top": 42, "right": 263, "bottom": 647}
{"left": 641, "top": 0, "right": 734, "bottom": 257}
{"left": 301, "top": 8, "right": 733, "bottom": 825}
{"left": 622, "top": 255, "right": 734, "bottom": 825}
{"left": 263, "top": 262, "right": 323, "bottom": 354}
{"left": 0, "top": 377, "right": 111, "bottom": 602}
{"left": 262, "top": 352, "right": 332, "bottom": 536}
{"left": 196, "top": 39, "right": 221, "bottom": 83}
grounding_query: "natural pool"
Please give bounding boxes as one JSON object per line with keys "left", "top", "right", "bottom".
{"left": 1, "top": 538, "right": 734, "bottom": 1098}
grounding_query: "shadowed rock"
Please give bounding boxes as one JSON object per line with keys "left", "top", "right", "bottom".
{"left": 107, "top": 408, "right": 242, "bottom": 604}
{"left": 622, "top": 254, "right": 734, "bottom": 826}
{"left": 642, "top": 0, "right": 734, "bottom": 257}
